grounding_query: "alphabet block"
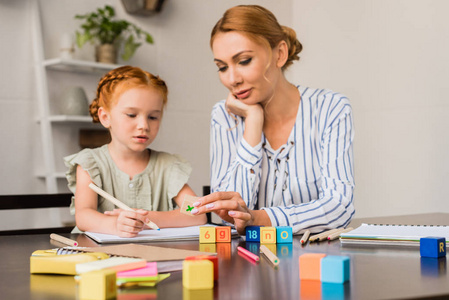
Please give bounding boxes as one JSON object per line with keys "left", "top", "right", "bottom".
{"left": 260, "top": 227, "right": 277, "bottom": 244}
{"left": 182, "top": 260, "right": 214, "bottom": 290}
{"left": 320, "top": 255, "right": 350, "bottom": 283}
{"left": 79, "top": 269, "right": 117, "bottom": 300}
{"left": 186, "top": 255, "right": 219, "bottom": 281}
{"left": 299, "top": 253, "right": 326, "bottom": 281}
{"left": 420, "top": 237, "right": 446, "bottom": 258}
{"left": 276, "top": 226, "right": 293, "bottom": 243}
{"left": 245, "top": 226, "right": 261, "bottom": 242}
{"left": 216, "top": 226, "right": 231, "bottom": 243}
{"left": 199, "top": 227, "right": 216, "bottom": 243}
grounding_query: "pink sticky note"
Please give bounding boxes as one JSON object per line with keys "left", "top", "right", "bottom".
{"left": 117, "top": 262, "right": 158, "bottom": 278}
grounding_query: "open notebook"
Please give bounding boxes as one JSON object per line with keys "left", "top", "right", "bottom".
{"left": 340, "top": 223, "right": 449, "bottom": 247}
{"left": 84, "top": 224, "right": 239, "bottom": 244}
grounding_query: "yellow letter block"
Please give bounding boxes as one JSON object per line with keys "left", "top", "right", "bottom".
{"left": 79, "top": 269, "right": 116, "bottom": 300}
{"left": 199, "top": 226, "right": 216, "bottom": 243}
{"left": 182, "top": 260, "right": 214, "bottom": 289}
{"left": 260, "top": 227, "right": 277, "bottom": 244}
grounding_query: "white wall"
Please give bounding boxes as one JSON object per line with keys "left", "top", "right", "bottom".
{"left": 291, "top": 0, "right": 449, "bottom": 217}
{"left": 1, "top": 0, "right": 447, "bottom": 230}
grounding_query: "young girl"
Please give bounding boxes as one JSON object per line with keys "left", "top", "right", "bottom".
{"left": 65, "top": 66, "right": 206, "bottom": 237}
{"left": 191, "top": 5, "right": 355, "bottom": 235}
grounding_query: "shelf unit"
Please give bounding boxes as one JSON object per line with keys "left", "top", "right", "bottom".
{"left": 32, "top": 1, "right": 120, "bottom": 193}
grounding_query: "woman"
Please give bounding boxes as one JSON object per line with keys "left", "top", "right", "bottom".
{"left": 191, "top": 5, "right": 355, "bottom": 235}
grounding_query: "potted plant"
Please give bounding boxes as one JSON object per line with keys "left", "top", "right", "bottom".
{"left": 75, "top": 5, "right": 154, "bottom": 63}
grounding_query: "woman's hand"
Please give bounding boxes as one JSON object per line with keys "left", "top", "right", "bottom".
{"left": 191, "top": 191, "right": 255, "bottom": 235}
{"left": 104, "top": 208, "right": 149, "bottom": 238}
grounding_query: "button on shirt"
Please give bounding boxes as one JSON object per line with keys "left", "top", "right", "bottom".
{"left": 210, "top": 85, "right": 355, "bottom": 234}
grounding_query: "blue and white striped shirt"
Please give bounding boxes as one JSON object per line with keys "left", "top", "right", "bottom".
{"left": 210, "top": 85, "right": 355, "bottom": 234}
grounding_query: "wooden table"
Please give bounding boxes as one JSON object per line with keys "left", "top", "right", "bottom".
{"left": 1, "top": 213, "right": 448, "bottom": 299}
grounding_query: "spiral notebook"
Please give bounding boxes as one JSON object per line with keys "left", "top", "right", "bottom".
{"left": 340, "top": 223, "right": 449, "bottom": 247}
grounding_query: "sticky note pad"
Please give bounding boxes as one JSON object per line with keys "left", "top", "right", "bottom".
{"left": 180, "top": 195, "right": 199, "bottom": 216}
{"left": 420, "top": 237, "right": 446, "bottom": 258}
{"left": 117, "top": 262, "right": 158, "bottom": 281}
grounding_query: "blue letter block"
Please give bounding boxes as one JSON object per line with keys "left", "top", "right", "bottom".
{"left": 420, "top": 237, "right": 446, "bottom": 258}
{"left": 245, "top": 226, "right": 261, "bottom": 242}
{"left": 276, "top": 226, "right": 293, "bottom": 243}
{"left": 320, "top": 255, "right": 350, "bottom": 284}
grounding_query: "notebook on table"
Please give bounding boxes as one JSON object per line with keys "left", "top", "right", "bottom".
{"left": 340, "top": 223, "right": 449, "bottom": 247}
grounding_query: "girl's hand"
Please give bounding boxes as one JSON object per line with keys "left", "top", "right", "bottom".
{"left": 104, "top": 208, "right": 149, "bottom": 238}
{"left": 191, "top": 191, "right": 254, "bottom": 235}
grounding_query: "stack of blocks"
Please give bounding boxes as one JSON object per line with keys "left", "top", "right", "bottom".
{"left": 299, "top": 253, "right": 350, "bottom": 284}
{"left": 420, "top": 236, "right": 446, "bottom": 258}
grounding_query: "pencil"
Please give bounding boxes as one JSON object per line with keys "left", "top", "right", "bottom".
{"left": 50, "top": 233, "right": 78, "bottom": 247}
{"left": 260, "top": 245, "right": 280, "bottom": 266}
{"left": 300, "top": 230, "right": 311, "bottom": 244}
{"left": 237, "top": 246, "right": 259, "bottom": 262}
{"left": 327, "top": 227, "right": 354, "bottom": 241}
{"left": 88, "top": 183, "right": 160, "bottom": 230}
{"left": 309, "top": 229, "right": 340, "bottom": 242}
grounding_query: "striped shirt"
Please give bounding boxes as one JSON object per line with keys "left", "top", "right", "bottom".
{"left": 210, "top": 85, "right": 355, "bottom": 234}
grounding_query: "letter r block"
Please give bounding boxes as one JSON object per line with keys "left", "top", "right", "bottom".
{"left": 246, "top": 226, "right": 261, "bottom": 242}
{"left": 199, "top": 227, "right": 216, "bottom": 243}
{"left": 321, "top": 255, "right": 350, "bottom": 283}
{"left": 260, "top": 227, "right": 277, "bottom": 244}
{"left": 276, "top": 226, "right": 293, "bottom": 243}
{"left": 299, "top": 253, "right": 327, "bottom": 281}
{"left": 216, "top": 226, "right": 231, "bottom": 243}
{"left": 420, "top": 237, "right": 446, "bottom": 258}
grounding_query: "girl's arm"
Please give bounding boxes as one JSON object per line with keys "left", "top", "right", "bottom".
{"left": 142, "top": 184, "right": 207, "bottom": 228}
{"left": 74, "top": 165, "right": 148, "bottom": 237}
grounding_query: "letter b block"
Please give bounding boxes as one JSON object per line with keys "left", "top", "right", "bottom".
{"left": 246, "top": 226, "right": 261, "bottom": 242}
{"left": 216, "top": 226, "right": 231, "bottom": 243}
{"left": 260, "top": 227, "right": 277, "bottom": 244}
{"left": 182, "top": 260, "right": 214, "bottom": 289}
{"left": 276, "top": 226, "right": 293, "bottom": 243}
{"left": 199, "top": 227, "right": 216, "bottom": 243}
{"left": 321, "top": 255, "right": 350, "bottom": 283}
{"left": 420, "top": 237, "right": 446, "bottom": 258}
{"left": 299, "top": 253, "right": 326, "bottom": 281}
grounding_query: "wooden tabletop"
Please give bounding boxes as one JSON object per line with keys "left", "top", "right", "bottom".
{"left": 1, "top": 213, "right": 448, "bottom": 300}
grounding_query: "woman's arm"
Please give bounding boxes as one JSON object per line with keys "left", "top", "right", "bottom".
{"left": 75, "top": 165, "right": 148, "bottom": 237}
{"left": 210, "top": 100, "right": 263, "bottom": 208}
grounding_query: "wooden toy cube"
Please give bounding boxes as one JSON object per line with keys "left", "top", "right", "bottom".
{"left": 260, "top": 227, "right": 277, "bottom": 244}
{"left": 246, "top": 226, "right": 261, "bottom": 242}
{"left": 420, "top": 237, "right": 446, "bottom": 258}
{"left": 79, "top": 269, "right": 117, "bottom": 300}
{"left": 299, "top": 253, "right": 326, "bottom": 281}
{"left": 320, "top": 255, "right": 350, "bottom": 283}
{"left": 216, "top": 226, "right": 231, "bottom": 242}
{"left": 276, "top": 226, "right": 293, "bottom": 243}
{"left": 199, "top": 227, "right": 216, "bottom": 243}
{"left": 180, "top": 195, "right": 199, "bottom": 216}
{"left": 182, "top": 260, "right": 214, "bottom": 289}
{"left": 186, "top": 255, "right": 219, "bottom": 281}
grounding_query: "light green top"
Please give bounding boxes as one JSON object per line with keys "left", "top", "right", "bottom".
{"left": 64, "top": 144, "right": 192, "bottom": 216}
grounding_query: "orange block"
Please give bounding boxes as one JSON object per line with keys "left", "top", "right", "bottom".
{"left": 199, "top": 227, "right": 216, "bottom": 243}
{"left": 260, "top": 227, "right": 277, "bottom": 244}
{"left": 299, "top": 253, "right": 326, "bottom": 280}
{"left": 216, "top": 226, "right": 231, "bottom": 243}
